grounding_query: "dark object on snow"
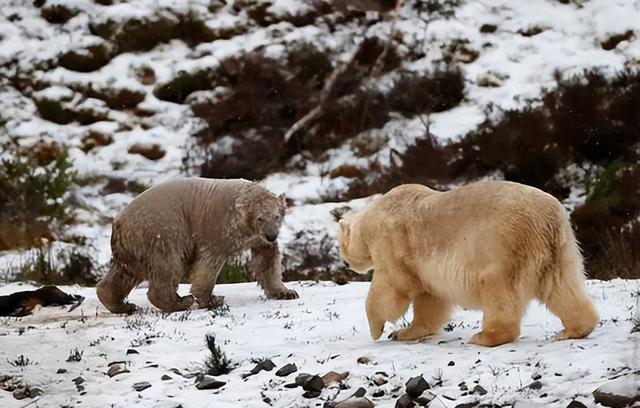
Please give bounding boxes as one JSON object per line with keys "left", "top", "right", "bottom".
{"left": 195, "top": 375, "right": 226, "bottom": 390}
{"left": 243, "top": 358, "right": 276, "bottom": 378}
{"left": 275, "top": 363, "right": 298, "bottom": 377}
{"left": 303, "top": 390, "right": 321, "bottom": 398}
{"left": 132, "top": 382, "right": 151, "bottom": 392}
{"left": 405, "top": 375, "right": 430, "bottom": 398}
{"left": 302, "top": 375, "right": 326, "bottom": 392}
{"left": 472, "top": 385, "right": 488, "bottom": 395}
{"left": 0, "top": 285, "right": 84, "bottom": 317}
{"left": 395, "top": 394, "right": 417, "bottom": 408}
{"left": 566, "top": 401, "right": 587, "bottom": 408}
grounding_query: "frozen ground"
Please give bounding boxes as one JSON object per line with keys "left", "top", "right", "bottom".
{"left": 0, "top": 279, "right": 638, "bottom": 408}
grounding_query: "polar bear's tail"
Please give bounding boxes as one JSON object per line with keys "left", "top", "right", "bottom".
{"left": 537, "top": 211, "right": 599, "bottom": 340}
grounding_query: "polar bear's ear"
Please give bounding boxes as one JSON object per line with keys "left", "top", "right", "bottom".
{"left": 338, "top": 219, "right": 350, "bottom": 236}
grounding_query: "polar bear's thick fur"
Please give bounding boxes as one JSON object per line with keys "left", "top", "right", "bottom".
{"left": 97, "top": 178, "right": 298, "bottom": 314}
{"left": 338, "top": 181, "right": 598, "bottom": 347}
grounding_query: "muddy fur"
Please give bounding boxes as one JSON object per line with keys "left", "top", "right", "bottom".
{"left": 96, "top": 178, "right": 298, "bottom": 314}
{"left": 338, "top": 181, "right": 599, "bottom": 347}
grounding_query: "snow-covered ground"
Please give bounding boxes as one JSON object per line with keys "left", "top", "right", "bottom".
{"left": 1, "top": 279, "right": 638, "bottom": 407}
{"left": 1, "top": 0, "right": 640, "bottom": 273}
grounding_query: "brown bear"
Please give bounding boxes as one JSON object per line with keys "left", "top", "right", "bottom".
{"left": 338, "top": 181, "right": 599, "bottom": 347}
{"left": 96, "top": 178, "right": 298, "bottom": 314}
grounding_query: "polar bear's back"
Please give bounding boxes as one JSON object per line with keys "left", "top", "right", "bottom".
{"left": 367, "top": 181, "right": 573, "bottom": 306}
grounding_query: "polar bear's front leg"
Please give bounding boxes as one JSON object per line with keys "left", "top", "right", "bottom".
{"left": 390, "top": 292, "right": 452, "bottom": 341}
{"left": 250, "top": 243, "right": 299, "bottom": 300}
{"left": 366, "top": 272, "right": 411, "bottom": 340}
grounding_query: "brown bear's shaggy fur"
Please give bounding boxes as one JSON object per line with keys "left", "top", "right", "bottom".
{"left": 96, "top": 178, "right": 298, "bottom": 314}
{"left": 338, "top": 181, "right": 599, "bottom": 347}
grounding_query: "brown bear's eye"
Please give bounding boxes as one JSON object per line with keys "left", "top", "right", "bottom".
{"left": 257, "top": 216, "right": 264, "bottom": 222}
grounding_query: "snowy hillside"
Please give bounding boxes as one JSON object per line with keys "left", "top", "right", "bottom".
{"left": 1, "top": 280, "right": 639, "bottom": 407}
{"left": 1, "top": 0, "right": 639, "bottom": 278}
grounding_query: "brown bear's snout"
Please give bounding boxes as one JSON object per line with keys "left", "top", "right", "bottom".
{"left": 264, "top": 232, "right": 278, "bottom": 243}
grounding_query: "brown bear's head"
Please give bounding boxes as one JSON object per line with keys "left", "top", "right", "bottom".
{"left": 338, "top": 213, "right": 372, "bottom": 273}
{"left": 237, "top": 184, "right": 287, "bottom": 244}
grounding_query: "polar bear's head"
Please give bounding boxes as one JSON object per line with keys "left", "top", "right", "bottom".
{"left": 338, "top": 214, "right": 372, "bottom": 273}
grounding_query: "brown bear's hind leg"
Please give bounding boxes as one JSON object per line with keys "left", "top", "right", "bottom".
{"left": 469, "top": 274, "right": 525, "bottom": 347}
{"left": 96, "top": 262, "right": 140, "bottom": 314}
{"left": 147, "top": 261, "right": 194, "bottom": 313}
{"left": 390, "top": 292, "right": 452, "bottom": 341}
{"left": 189, "top": 252, "right": 224, "bottom": 309}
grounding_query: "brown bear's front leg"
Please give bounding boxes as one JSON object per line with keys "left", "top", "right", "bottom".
{"left": 250, "top": 243, "right": 298, "bottom": 300}
{"left": 189, "top": 252, "right": 225, "bottom": 309}
{"left": 366, "top": 271, "right": 411, "bottom": 340}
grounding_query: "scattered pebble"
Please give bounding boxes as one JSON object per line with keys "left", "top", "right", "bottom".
{"left": 472, "top": 385, "right": 487, "bottom": 396}
{"left": 126, "top": 349, "right": 139, "bottom": 355}
{"left": 275, "top": 363, "right": 297, "bottom": 377}
{"left": 132, "top": 381, "right": 151, "bottom": 392}
{"left": 161, "top": 375, "right": 172, "bottom": 381}
{"left": 322, "top": 370, "right": 349, "bottom": 386}
{"left": 395, "top": 393, "right": 417, "bottom": 407}
{"left": 405, "top": 375, "right": 430, "bottom": 398}
{"left": 195, "top": 375, "right": 226, "bottom": 390}
{"left": 107, "top": 363, "right": 129, "bottom": 378}
{"left": 302, "top": 375, "right": 325, "bottom": 392}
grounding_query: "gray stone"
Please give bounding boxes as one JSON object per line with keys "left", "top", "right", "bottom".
{"left": 405, "top": 375, "right": 430, "bottom": 398}
{"left": 275, "top": 363, "right": 297, "bottom": 377}
{"left": 303, "top": 375, "right": 326, "bottom": 392}
{"left": 133, "top": 382, "right": 151, "bottom": 392}
{"left": 196, "top": 375, "right": 226, "bottom": 390}
{"left": 395, "top": 394, "right": 417, "bottom": 408}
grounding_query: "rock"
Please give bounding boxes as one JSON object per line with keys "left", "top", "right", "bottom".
{"left": 472, "top": 385, "right": 487, "bottom": 395}
{"left": 532, "top": 373, "right": 542, "bottom": 381}
{"left": 161, "top": 375, "right": 172, "bottom": 381}
{"left": 196, "top": 375, "right": 226, "bottom": 390}
{"left": 593, "top": 375, "right": 640, "bottom": 408}
{"left": 372, "top": 389, "right": 384, "bottom": 397}
{"left": 566, "top": 401, "right": 587, "bottom": 408}
{"left": 275, "top": 363, "right": 297, "bottom": 377}
{"left": 405, "top": 375, "right": 430, "bottom": 398}
{"left": 528, "top": 380, "right": 542, "bottom": 390}
{"left": 357, "top": 356, "right": 372, "bottom": 364}
{"left": 351, "top": 387, "right": 367, "bottom": 398}
{"left": 334, "top": 398, "right": 375, "bottom": 408}
{"left": 454, "top": 402, "right": 479, "bottom": 408}
{"left": 395, "top": 393, "right": 417, "bottom": 408}
{"left": 126, "top": 349, "right": 139, "bottom": 355}
{"left": 479, "top": 24, "right": 497, "bottom": 33}
{"left": 303, "top": 390, "right": 322, "bottom": 399}
{"left": 295, "top": 373, "right": 313, "bottom": 387}
{"left": 322, "top": 371, "right": 349, "bottom": 386}
{"left": 72, "top": 377, "right": 84, "bottom": 385}
{"left": 448, "top": 361, "right": 455, "bottom": 366}
{"left": 132, "top": 381, "right": 151, "bottom": 392}
{"left": 415, "top": 397, "right": 430, "bottom": 406}
{"left": 373, "top": 373, "right": 388, "bottom": 386}
{"left": 107, "top": 363, "right": 129, "bottom": 377}
{"left": 250, "top": 359, "right": 276, "bottom": 375}
{"left": 303, "top": 375, "right": 326, "bottom": 392}
{"left": 56, "top": 368, "right": 67, "bottom": 374}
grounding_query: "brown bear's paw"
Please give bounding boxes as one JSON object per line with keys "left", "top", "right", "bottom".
{"left": 104, "top": 302, "right": 138, "bottom": 314}
{"left": 389, "top": 326, "right": 435, "bottom": 342}
{"left": 196, "top": 295, "right": 225, "bottom": 310}
{"left": 266, "top": 288, "right": 299, "bottom": 300}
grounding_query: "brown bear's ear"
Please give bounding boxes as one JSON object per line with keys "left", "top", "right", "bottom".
{"left": 278, "top": 193, "right": 288, "bottom": 209}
